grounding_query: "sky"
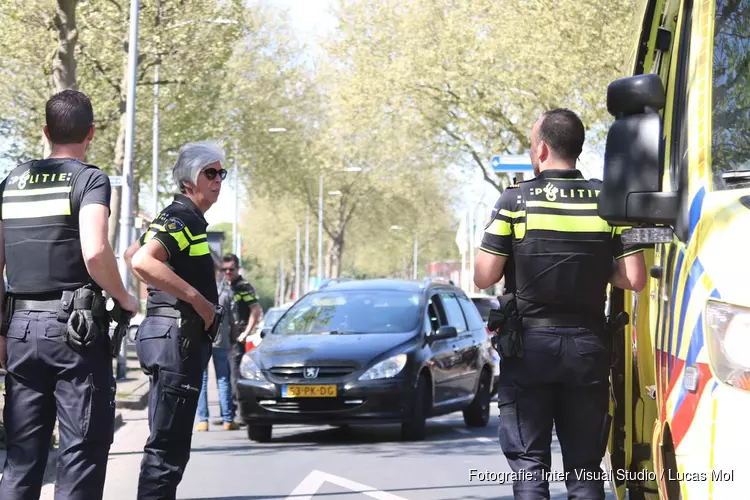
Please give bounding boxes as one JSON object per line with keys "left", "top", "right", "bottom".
{"left": 205, "top": 0, "right": 339, "bottom": 227}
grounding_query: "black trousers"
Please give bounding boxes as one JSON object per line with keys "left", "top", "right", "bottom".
{"left": 0, "top": 311, "right": 115, "bottom": 500}
{"left": 135, "top": 315, "right": 211, "bottom": 500}
{"left": 228, "top": 341, "right": 244, "bottom": 414}
{"left": 496, "top": 327, "right": 612, "bottom": 500}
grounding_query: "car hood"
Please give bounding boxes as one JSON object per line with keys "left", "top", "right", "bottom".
{"left": 255, "top": 332, "right": 418, "bottom": 369}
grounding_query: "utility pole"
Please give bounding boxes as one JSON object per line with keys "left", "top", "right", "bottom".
{"left": 117, "top": 0, "right": 140, "bottom": 287}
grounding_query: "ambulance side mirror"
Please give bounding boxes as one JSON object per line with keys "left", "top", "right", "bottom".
{"left": 597, "top": 74, "right": 678, "bottom": 228}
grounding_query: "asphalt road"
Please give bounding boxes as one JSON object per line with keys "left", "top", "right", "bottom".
{"left": 98, "top": 379, "right": 617, "bottom": 500}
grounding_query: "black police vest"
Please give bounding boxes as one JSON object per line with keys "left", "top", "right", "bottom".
{"left": 512, "top": 175, "right": 614, "bottom": 322}
{"left": 2, "top": 160, "right": 94, "bottom": 295}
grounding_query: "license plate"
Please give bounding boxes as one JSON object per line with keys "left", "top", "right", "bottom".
{"left": 281, "top": 385, "right": 337, "bottom": 398}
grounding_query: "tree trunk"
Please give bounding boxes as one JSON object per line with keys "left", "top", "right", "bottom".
{"left": 43, "top": 0, "right": 80, "bottom": 157}
{"left": 328, "top": 235, "right": 345, "bottom": 279}
{"left": 108, "top": 53, "right": 130, "bottom": 250}
{"left": 50, "top": 0, "right": 79, "bottom": 93}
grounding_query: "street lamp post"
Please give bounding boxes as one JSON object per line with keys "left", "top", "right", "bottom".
{"left": 117, "top": 0, "right": 140, "bottom": 287}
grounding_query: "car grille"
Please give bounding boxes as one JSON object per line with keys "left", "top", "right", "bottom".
{"left": 267, "top": 366, "right": 354, "bottom": 381}
{"left": 257, "top": 398, "right": 365, "bottom": 413}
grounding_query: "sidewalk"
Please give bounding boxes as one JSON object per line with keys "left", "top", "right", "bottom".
{"left": 0, "top": 340, "right": 150, "bottom": 490}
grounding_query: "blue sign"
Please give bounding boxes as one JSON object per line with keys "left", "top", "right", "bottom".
{"left": 491, "top": 154, "right": 534, "bottom": 173}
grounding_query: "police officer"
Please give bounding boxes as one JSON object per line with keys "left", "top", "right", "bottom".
{"left": 0, "top": 90, "right": 138, "bottom": 500}
{"left": 125, "top": 141, "right": 226, "bottom": 500}
{"left": 474, "top": 109, "right": 646, "bottom": 499}
{"left": 219, "top": 253, "right": 261, "bottom": 416}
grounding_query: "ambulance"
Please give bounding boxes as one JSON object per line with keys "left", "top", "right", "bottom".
{"left": 597, "top": 0, "right": 749, "bottom": 498}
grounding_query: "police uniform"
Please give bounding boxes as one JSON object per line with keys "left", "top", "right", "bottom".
{"left": 0, "top": 158, "right": 115, "bottom": 500}
{"left": 224, "top": 276, "right": 258, "bottom": 409}
{"left": 134, "top": 194, "right": 217, "bottom": 500}
{"left": 480, "top": 169, "right": 642, "bottom": 499}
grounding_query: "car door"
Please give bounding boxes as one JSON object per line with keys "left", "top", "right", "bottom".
{"left": 438, "top": 291, "right": 476, "bottom": 401}
{"left": 424, "top": 293, "right": 459, "bottom": 405}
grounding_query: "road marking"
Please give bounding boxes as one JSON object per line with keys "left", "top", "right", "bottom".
{"left": 454, "top": 428, "right": 471, "bottom": 434}
{"left": 286, "top": 470, "right": 409, "bottom": 500}
{"left": 476, "top": 437, "right": 494, "bottom": 443}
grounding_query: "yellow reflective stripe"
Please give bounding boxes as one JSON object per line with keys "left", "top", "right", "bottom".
{"left": 612, "top": 226, "right": 632, "bottom": 235}
{"left": 526, "top": 201, "right": 597, "bottom": 210}
{"left": 183, "top": 226, "right": 207, "bottom": 241}
{"left": 526, "top": 214, "right": 610, "bottom": 233}
{"left": 498, "top": 209, "right": 525, "bottom": 218}
{"left": 168, "top": 230, "right": 189, "bottom": 251}
{"left": 514, "top": 222, "right": 526, "bottom": 239}
{"left": 478, "top": 246, "right": 508, "bottom": 257}
{"left": 189, "top": 242, "right": 210, "bottom": 256}
{"left": 2, "top": 186, "right": 72, "bottom": 197}
{"left": 485, "top": 219, "right": 511, "bottom": 236}
{"left": 2, "top": 199, "right": 71, "bottom": 219}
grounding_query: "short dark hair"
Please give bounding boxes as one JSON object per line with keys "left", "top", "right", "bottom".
{"left": 538, "top": 109, "right": 585, "bottom": 161}
{"left": 222, "top": 254, "right": 239, "bottom": 267}
{"left": 45, "top": 90, "right": 94, "bottom": 144}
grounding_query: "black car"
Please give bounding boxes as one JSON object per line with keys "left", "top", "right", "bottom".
{"left": 237, "top": 278, "right": 495, "bottom": 442}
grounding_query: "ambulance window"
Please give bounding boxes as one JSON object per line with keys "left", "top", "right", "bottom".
{"left": 668, "top": 3, "right": 692, "bottom": 193}
{"left": 711, "top": 1, "right": 750, "bottom": 190}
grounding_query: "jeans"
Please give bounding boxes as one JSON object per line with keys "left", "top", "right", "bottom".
{"left": 197, "top": 346, "right": 233, "bottom": 423}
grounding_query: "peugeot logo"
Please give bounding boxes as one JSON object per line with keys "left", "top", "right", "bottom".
{"left": 304, "top": 367, "right": 319, "bottom": 379}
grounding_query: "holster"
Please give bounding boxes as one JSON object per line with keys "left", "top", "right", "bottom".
{"left": 64, "top": 285, "right": 109, "bottom": 350}
{"left": 488, "top": 294, "right": 524, "bottom": 359}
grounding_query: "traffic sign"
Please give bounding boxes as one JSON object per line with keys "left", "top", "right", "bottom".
{"left": 108, "top": 175, "right": 123, "bottom": 187}
{"left": 491, "top": 154, "right": 534, "bottom": 173}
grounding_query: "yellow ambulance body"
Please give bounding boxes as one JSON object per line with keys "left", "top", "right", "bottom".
{"left": 599, "top": 0, "right": 750, "bottom": 498}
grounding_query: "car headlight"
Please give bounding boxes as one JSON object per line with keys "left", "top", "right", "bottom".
{"left": 358, "top": 354, "right": 408, "bottom": 381}
{"left": 240, "top": 353, "right": 264, "bottom": 380}
{"left": 705, "top": 300, "right": 750, "bottom": 391}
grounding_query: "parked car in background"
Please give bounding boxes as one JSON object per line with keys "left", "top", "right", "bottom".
{"left": 466, "top": 293, "right": 500, "bottom": 323}
{"left": 237, "top": 278, "right": 495, "bottom": 442}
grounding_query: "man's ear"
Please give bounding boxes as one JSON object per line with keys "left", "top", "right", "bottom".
{"left": 538, "top": 141, "right": 550, "bottom": 163}
{"left": 86, "top": 125, "right": 96, "bottom": 142}
{"left": 43, "top": 126, "right": 51, "bottom": 141}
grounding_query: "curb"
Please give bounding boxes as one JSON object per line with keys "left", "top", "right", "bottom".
{"left": 115, "top": 378, "right": 150, "bottom": 410}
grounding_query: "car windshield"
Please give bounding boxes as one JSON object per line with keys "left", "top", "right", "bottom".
{"left": 272, "top": 290, "right": 422, "bottom": 335}
{"left": 263, "top": 309, "right": 286, "bottom": 328}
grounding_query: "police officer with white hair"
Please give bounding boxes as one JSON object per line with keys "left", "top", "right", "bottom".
{"left": 124, "top": 141, "right": 228, "bottom": 499}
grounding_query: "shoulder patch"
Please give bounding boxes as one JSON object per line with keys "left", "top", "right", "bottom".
{"left": 165, "top": 217, "right": 185, "bottom": 233}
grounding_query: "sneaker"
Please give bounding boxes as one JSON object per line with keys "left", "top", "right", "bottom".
{"left": 223, "top": 422, "right": 239, "bottom": 430}
{"left": 195, "top": 421, "right": 209, "bottom": 432}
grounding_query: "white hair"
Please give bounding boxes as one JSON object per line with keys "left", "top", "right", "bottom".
{"left": 172, "top": 141, "right": 226, "bottom": 192}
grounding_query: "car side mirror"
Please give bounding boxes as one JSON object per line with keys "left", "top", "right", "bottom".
{"left": 428, "top": 325, "right": 457, "bottom": 342}
{"left": 260, "top": 328, "right": 270, "bottom": 339}
{"left": 598, "top": 74, "right": 678, "bottom": 239}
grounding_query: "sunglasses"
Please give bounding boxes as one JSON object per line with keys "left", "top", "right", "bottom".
{"left": 203, "top": 167, "right": 228, "bottom": 181}
{"left": 222, "top": 267, "right": 236, "bottom": 272}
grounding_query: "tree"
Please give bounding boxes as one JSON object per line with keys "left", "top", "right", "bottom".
{"left": 325, "top": 0, "right": 638, "bottom": 193}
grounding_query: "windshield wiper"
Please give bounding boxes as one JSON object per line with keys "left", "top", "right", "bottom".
{"left": 326, "top": 330, "right": 356, "bottom": 335}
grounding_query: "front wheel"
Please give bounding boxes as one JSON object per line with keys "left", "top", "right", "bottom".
{"left": 401, "top": 375, "right": 429, "bottom": 441}
{"left": 247, "top": 424, "right": 272, "bottom": 442}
